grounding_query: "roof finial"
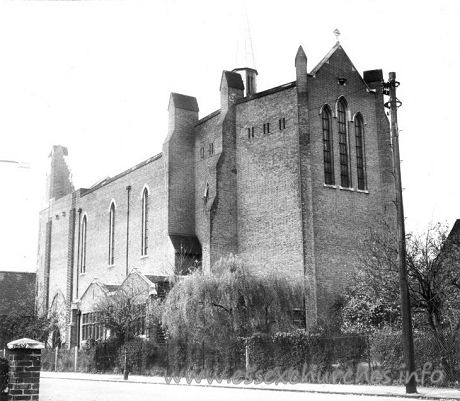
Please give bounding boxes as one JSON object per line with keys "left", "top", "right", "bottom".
{"left": 333, "top": 28, "right": 341, "bottom": 43}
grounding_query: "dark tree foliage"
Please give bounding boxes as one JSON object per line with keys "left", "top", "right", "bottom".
{"left": 161, "top": 255, "right": 304, "bottom": 348}
{"left": 0, "top": 285, "right": 58, "bottom": 348}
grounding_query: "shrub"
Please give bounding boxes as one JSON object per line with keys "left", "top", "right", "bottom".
{"left": 0, "top": 357, "right": 8, "bottom": 394}
{"left": 117, "top": 338, "right": 164, "bottom": 375}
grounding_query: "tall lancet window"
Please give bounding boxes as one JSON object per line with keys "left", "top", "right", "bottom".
{"left": 322, "top": 105, "right": 334, "bottom": 185}
{"left": 337, "top": 98, "right": 350, "bottom": 187}
{"left": 141, "top": 187, "right": 148, "bottom": 256}
{"left": 80, "top": 215, "right": 87, "bottom": 274}
{"left": 108, "top": 202, "right": 115, "bottom": 265}
{"left": 354, "top": 113, "right": 366, "bottom": 190}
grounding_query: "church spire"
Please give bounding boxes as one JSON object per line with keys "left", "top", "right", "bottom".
{"left": 232, "top": 0, "right": 258, "bottom": 97}
{"left": 234, "top": 0, "right": 256, "bottom": 69}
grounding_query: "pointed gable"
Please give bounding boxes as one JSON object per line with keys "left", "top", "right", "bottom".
{"left": 79, "top": 281, "right": 112, "bottom": 313}
{"left": 310, "top": 43, "right": 370, "bottom": 89}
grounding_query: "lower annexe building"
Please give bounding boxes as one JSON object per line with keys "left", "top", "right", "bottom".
{"left": 36, "top": 41, "right": 397, "bottom": 348}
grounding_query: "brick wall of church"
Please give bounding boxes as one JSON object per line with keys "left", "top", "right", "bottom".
{"left": 235, "top": 86, "right": 305, "bottom": 279}
{"left": 305, "top": 48, "right": 396, "bottom": 317}
{"left": 194, "top": 112, "right": 221, "bottom": 272}
{"left": 74, "top": 156, "right": 174, "bottom": 301}
{"left": 46, "top": 195, "right": 73, "bottom": 312}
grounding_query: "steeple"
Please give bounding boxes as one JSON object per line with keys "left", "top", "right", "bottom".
{"left": 232, "top": 0, "right": 258, "bottom": 97}
{"left": 234, "top": 0, "right": 256, "bottom": 70}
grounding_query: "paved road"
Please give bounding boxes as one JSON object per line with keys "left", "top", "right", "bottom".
{"left": 40, "top": 377, "right": 434, "bottom": 401}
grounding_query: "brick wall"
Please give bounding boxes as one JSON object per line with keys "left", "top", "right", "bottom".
{"left": 36, "top": 43, "right": 398, "bottom": 331}
{"left": 37, "top": 154, "right": 175, "bottom": 345}
{"left": 194, "top": 112, "right": 221, "bottom": 273}
{"left": 75, "top": 156, "right": 173, "bottom": 298}
{"left": 7, "top": 349, "right": 41, "bottom": 401}
{"left": 164, "top": 94, "right": 199, "bottom": 240}
{"left": 46, "top": 194, "right": 73, "bottom": 341}
{"left": 306, "top": 46, "right": 396, "bottom": 317}
{"left": 235, "top": 86, "right": 305, "bottom": 279}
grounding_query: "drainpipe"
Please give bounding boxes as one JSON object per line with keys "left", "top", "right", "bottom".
{"left": 76, "top": 208, "right": 82, "bottom": 299}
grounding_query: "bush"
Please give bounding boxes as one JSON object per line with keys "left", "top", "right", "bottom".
{"left": 0, "top": 357, "right": 8, "bottom": 394}
{"left": 246, "top": 330, "right": 366, "bottom": 380}
{"left": 370, "top": 329, "right": 459, "bottom": 385}
{"left": 117, "top": 338, "right": 165, "bottom": 375}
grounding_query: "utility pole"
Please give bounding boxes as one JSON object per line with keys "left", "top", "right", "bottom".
{"left": 385, "top": 72, "right": 417, "bottom": 394}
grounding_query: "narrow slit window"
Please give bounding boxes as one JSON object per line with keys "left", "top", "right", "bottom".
{"left": 263, "top": 123, "right": 270, "bottom": 134}
{"left": 141, "top": 188, "right": 149, "bottom": 256}
{"left": 279, "top": 118, "right": 286, "bottom": 130}
{"left": 355, "top": 114, "right": 366, "bottom": 190}
{"left": 337, "top": 98, "right": 350, "bottom": 187}
{"left": 200, "top": 147, "right": 204, "bottom": 160}
{"left": 322, "top": 106, "right": 334, "bottom": 185}
{"left": 80, "top": 215, "right": 87, "bottom": 273}
{"left": 208, "top": 142, "right": 214, "bottom": 156}
{"left": 108, "top": 202, "right": 115, "bottom": 265}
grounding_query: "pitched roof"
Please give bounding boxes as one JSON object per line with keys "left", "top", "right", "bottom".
{"left": 101, "top": 284, "right": 120, "bottom": 293}
{"left": 81, "top": 153, "right": 162, "bottom": 196}
{"left": 170, "top": 93, "right": 199, "bottom": 112}
{"left": 0, "top": 271, "right": 35, "bottom": 316}
{"left": 221, "top": 71, "right": 244, "bottom": 90}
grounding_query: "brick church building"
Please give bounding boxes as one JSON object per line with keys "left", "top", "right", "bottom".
{"left": 36, "top": 40, "right": 397, "bottom": 348}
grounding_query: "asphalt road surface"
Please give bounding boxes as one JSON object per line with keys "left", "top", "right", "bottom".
{"left": 40, "top": 377, "right": 432, "bottom": 401}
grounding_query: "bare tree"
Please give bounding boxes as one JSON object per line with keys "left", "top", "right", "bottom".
{"left": 341, "top": 220, "right": 460, "bottom": 379}
{"left": 96, "top": 287, "right": 148, "bottom": 344}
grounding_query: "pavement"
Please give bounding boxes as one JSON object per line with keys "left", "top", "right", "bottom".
{"left": 40, "top": 371, "right": 460, "bottom": 400}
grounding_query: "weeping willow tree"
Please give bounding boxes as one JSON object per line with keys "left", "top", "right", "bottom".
{"left": 161, "top": 255, "right": 304, "bottom": 349}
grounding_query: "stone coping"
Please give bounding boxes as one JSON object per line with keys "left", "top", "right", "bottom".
{"left": 7, "top": 338, "right": 45, "bottom": 350}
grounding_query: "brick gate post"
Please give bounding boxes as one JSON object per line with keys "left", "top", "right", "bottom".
{"left": 7, "top": 338, "right": 44, "bottom": 401}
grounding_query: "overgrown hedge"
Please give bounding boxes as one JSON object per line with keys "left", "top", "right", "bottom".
{"left": 166, "top": 338, "right": 245, "bottom": 375}
{"left": 247, "top": 331, "right": 366, "bottom": 374}
{"left": 40, "top": 330, "right": 459, "bottom": 386}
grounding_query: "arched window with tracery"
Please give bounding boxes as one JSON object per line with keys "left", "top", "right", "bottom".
{"left": 80, "top": 215, "right": 87, "bottom": 273}
{"left": 354, "top": 113, "right": 366, "bottom": 190}
{"left": 108, "top": 202, "right": 115, "bottom": 265}
{"left": 141, "top": 187, "right": 148, "bottom": 256}
{"left": 321, "top": 105, "right": 334, "bottom": 185}
{"left": 337, "top": 97, "right": 350, "bottom": 187}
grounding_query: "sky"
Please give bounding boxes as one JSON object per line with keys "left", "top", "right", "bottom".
{"left": 0, "top": 0, "right": 459, "bottom": 272}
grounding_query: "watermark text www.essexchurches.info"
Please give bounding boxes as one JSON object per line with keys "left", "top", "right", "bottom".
{"left": 164, "top": 362, "right": 444, "bottom": 386}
